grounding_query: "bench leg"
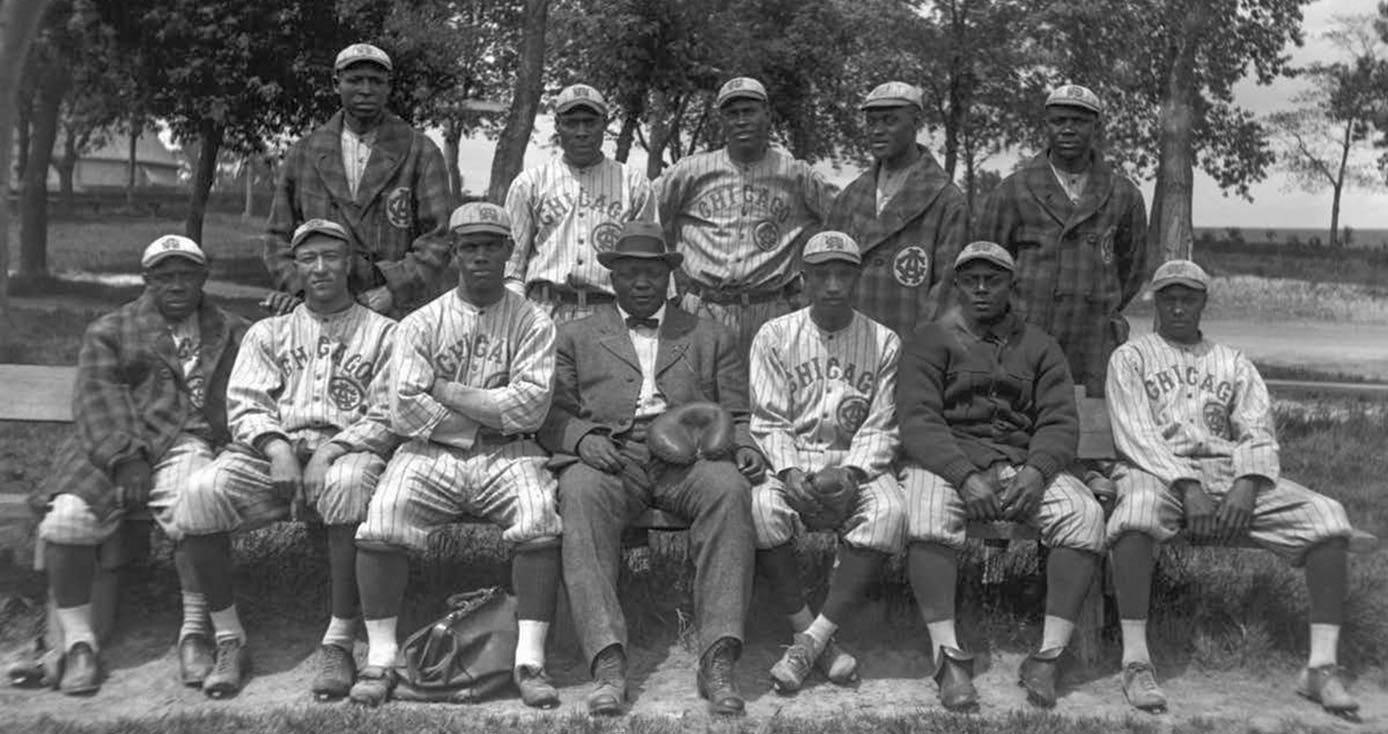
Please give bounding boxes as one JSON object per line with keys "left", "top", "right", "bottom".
{"left": 1072, "top": 571, "right": 1104, "bottom": 669}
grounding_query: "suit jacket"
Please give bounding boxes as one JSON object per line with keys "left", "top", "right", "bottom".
{"left": 539, "top": 304, "right": 756, "bottom": 470}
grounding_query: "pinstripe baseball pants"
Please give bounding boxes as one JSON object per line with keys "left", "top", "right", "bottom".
{"left": 752, "top": 472, "right": 906, "bottom": 554}
{"left": 1106, "top": 464, "right": 1352, "bottom": 563}
{"left": 176, "top": 447, "right": 385, "bottom": 534}
{"left": 680, "top": 293, "right": 795, "bottom": 357}
{"left": 902, "top": 465, "right": 1105, "bottom": 553}
{"left": 356, "top": 438, "right": 561, "bottom": 551}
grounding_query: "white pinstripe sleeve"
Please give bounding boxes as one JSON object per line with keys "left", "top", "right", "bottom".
{"left": 1106, "top": 344, "right": 1199, "bottom": 485}
{"left": 389, "top": 312, "right": 453, "bottom": 440}
{"left": 801, "top": 165, "right": 837, "bottom": 224}
{"left": 489, "top": 304, "right": 557, "bottom": 434}
{"left": 842, "top": 328, "right": 900, "bottom": 479}
{"left": 503, "top": 171, "right": 536, "bottom": 293}
{"left": 227, "top": 320, "right": 286, "bottom": 448}
{"left": 749, "top": 321, "right": 800, "bottom": 475}
{"left": 1229, "top": 351, "right": 1280, "bottom": 482}
{"left": 331, "top": 321, "right": 399, "bottom": 456}
{"left": 630, "top": 167, "right": 655, "bottom": 221}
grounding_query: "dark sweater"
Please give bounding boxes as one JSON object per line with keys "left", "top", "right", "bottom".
{"left": 897, "top": 309, "right": 1078, "bottom": 486}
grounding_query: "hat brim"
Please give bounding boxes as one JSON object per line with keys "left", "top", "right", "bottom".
{"left": 860, "top": 99, "right": 920, "bottom": 111}
{"left": 143, "top": 251, "right": 207, "bottom": 269}
{"left": 336, "top": 58, "right": 392, "bottom": 73}
{"left": 954, "top": 254, "right": 1014, "bottom": 272}
{"left": 596, "top": 251, "right": 683, "bottom": 269}
{"left": 717, "top": 92, "right": 767, "bottom": 108}
{"left": 556, "top": 100, "right": 607, "bottom": 116}
{"left": 1151, "top": 277, "right": 1207, "bottom": 292}
{"left": 291, "top": 228, "right": 352, "bottom": 249}
{"left": 802, "top": 252, "right": 861, "bottom": 267}
{"left": 1044, "top": 101, "right": 1100, "bottom": 115}
{"left": 451, "top": 224, "right": 511, "bottom": 238}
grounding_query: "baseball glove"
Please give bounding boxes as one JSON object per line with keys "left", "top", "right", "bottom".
{"left": 646, "top": 401, "right": 735, "bottom": 465}
{"left": 800, "top": 467, "right": 861, "bottom": 532}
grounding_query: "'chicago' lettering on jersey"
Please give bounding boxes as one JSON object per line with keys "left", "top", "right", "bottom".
{"left": 791, "top": 356, "right": 877, "bottom": 395}
{"left": 537, "top": 190, "right": 626, "bottom": 226}
{"left": 1142, "top": 364, "right": 1234, "bottom": 403}
{"left": 276, "top": 335, "right": 379, "bottom": 382}
{"left": 693, "top": 183, "right": 792, "bottom": 223}
{"left": 436, "top": 333, "right": 510, "bottom": 378}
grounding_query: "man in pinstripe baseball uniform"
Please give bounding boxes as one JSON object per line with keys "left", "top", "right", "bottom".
{"left": 504, "top": 84, "right": 654, "bottom": 323}
{"left": 349, "top": 202, "right": 563, "bottom": 709}
{"left": 899, "top": 241, "right": 1104, "bottom": 711}
{"left": 29, "top": 236, "right": 247, "bottom": 695}
{"left": 176, "top": 219, "right": 398, "bottom": 700}
{"left": 1105, "top": 260, "right": 1357, "bottom": 716}
{"left": 657, "top": 76, "right": 837, "bottom": 355}
{"left": 749, "top": 231, "right": 905, "bottom": 693}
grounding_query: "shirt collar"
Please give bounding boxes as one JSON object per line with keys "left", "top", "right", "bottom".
{"left": 615, "top": 302, "right": 667, "bottom": 328}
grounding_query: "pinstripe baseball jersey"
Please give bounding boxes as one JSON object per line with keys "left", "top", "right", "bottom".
{"left": 390, "top": 288, "right": 556, "bottom": 449}
{"left": 1105, "top": 333, "right": 1279, "bottom": 490}
{"left": 749, "top": 308, "right": 899, "bottom": 478}
{"left": 504, "top": 156, "right": 654, "bottom": 295}
{"left": 228, "top": 302, "right": 397, "bottom": 456}
{"left": 657, "top": 147, "right": 836, "bottom": 291}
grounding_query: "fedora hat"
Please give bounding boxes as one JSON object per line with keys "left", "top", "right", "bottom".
{"left": 597, "top": 221, "right": 684, "bottom": 269}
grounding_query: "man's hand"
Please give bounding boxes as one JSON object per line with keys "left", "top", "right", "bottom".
{"left": 265, "top": 440, "right": 304, "bottom": 513}
{"left": 959, "top": 472, "right": 1001, "bottom": 521}
{"left": 260, "top": 291, "right": 301, "bottom": 316}
{"left": 734, "top": 446, "right": 766, "bottom": 484}
{"left": 577, "top": 433, "right": 624, "bottom": 474}
{"left": 999, "top": 465, "right": 1046, "bottom": 521}
{"left": 113, "top": 459, "right": 154, "bottom": 509}
{"left": 781, "top": 468, "right": 822, "bottom": 516}
{"left": 302, "top": 443, "right": 347, "bottom": 521}
{"left": 358, "top": 286, "right": 394, "bottom": 314}
{"left": 1216, "top": 476, "right": 1262, "bottom": 540}
{"left": 1177, "top": 479, "right": 1218, "bottom": 539}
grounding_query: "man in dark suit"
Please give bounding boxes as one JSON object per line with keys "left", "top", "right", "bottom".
{"left": 539, "top": 221, "right": 765, "bottom": 717}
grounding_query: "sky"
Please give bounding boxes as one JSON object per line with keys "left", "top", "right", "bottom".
{"left": 444, "top": 0, "right": 1387, "bottom": 230}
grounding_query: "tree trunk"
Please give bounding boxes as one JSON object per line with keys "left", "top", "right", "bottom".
{"left": 646, "top": 88, "right": 675, "bottom": 179}
{"left": 1150, "top": 8, "right": 1209, "bottom": 262}
{"left": 1328, "top": 116, "right": 1356, "bottom": 249}
{"left": 126, "top": 122, "right": 139, "bottom": 209}
{"left": 19, "top": 49, "right": 70, "bottom": 281}
{"left": 444, "top": 118, "right": 463, "bottom": 196}
{"left": 1329, "top": 180, "right": 1342, "bottom": 249}
{"left": 614, "top": 113, "right": 638, "bottom": 164}
{"left": 14, "top": 85, "right": 32, "bottom": 181}
{"left": 0, "top": 0, "right": 53, "bottom": 322}
{"left": 487, "top": 0, "right": 549, "bottom": 204}
{"left": 184, "top": 119, "right": 223, "bottom": 245}
{"left": 57, "top": 124, "right": 77, "bottom": 216}
{"left": 242, "top": 157, "right": 254, "bottom": 219}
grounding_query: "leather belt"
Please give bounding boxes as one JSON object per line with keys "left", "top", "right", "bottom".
{"left": 530, "top": 281, "right": 615, "bottom": 307}
{"left": 686, "top": 281, "right": 788, "bottom": 306}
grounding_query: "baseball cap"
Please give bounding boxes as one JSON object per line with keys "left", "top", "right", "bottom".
{"left": 290, "top": 219, "right": 351, "bottom": 250}
{"left": 448, "top": 202, "right": 512, "bottom": 237}
{"left": 1045, "top": 84, "right": 1102, "bottom": 115}
{"left": 335, "top": 43, "right": 392, "bottom": 73}
{"left": 555, "top": 84, "right": 608, "bottom": 116}
{"left": 954, "top": 241, "right": 1015, "bottom": 272}
{"left": 861, "top": 81, "right": 923, "bottom": 111}
{"left": 141, "top": 235, "right": 207, "bottom": 269}
{"left": 716, "top": 77, "right": 768, "bottom": 108}
{"left": 801, "top": 231, "right": 862, "bottom": 266}
{"left": 1150, "top": 259, "right": 1209, "bottom": 292}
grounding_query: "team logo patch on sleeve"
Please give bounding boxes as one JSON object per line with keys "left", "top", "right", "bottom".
{"left": 591, "top": 221, "right": 623, "bottom": 253}
{"left": 1202, "top": 400, "right": 1231, "bottom": 439}
{"left": 329, "top": 376, "right": 367, "bottom": 411}
{"left": 893, "top": 246, "right": 929, "bottom": 287}
{"left": 386, "top": 187, "right": 414, "bottom": 230}
{"left": 836, "top": 395, "right": 870, "bottom": 436}
{"left": 754, "top": 220, "right": 780, "bottom": 251}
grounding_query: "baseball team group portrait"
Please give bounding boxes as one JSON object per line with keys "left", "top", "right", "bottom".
{"left": 2, "top": 0, "right": 1388, "bottom": 732}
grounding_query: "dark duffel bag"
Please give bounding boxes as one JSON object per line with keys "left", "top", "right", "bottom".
{"left": 394, "top": 586, "right": 517, "bottom": 703}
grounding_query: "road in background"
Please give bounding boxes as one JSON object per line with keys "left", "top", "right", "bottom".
{"left": 1130, "top": 318, "right": 1388, "bottom": 381}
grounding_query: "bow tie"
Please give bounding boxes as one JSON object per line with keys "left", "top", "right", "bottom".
{"left": 625, "top": 316, "right": 659, "bottom": 330}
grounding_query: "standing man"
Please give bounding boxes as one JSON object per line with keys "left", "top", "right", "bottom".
{"left": 349, "top": 203, "right": 564, "bottom": 710}
{"left": 541, "top": 221, "right": 763, "bottom": 716}
{"left": 657, "top": 76, "right": 837, "bottom": 354}
{"left": 898, "top": 242, "right": 1104, "bottom": 711}
{"left": 826, "top": 82, "right": 968, "bottom": 335}
{"left": 1105, "top": 260, "right": 1357, "bottom": 716}
{"left": 505, "top": 83, "right": 654, "bottom": 323}
{"left": 749, "top": 231, "right": 906, "bottom": 693}
{"left": 974, "top": 84, "right": 1148, "bottom": 397}
{"left": 177, "top": 220, "right": 398, "bottom": 701}
{"left": 30, "top": 235, "right": 248, "bottom": 695}
{"left": 264, "top": 43, "right": 456, "bottom": 318}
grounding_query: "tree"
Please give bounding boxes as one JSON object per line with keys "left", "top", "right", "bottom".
{"left": 0, "top": 0, "right": 55, "bottom": 322}
{"left": 488, "top": 0, "right": 550, "bottom": 203}
{"left": 16, "top": 0, "right": 78, "bottom": 282}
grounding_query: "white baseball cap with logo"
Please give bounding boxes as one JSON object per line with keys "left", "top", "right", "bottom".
{"left": 555, "top": 84, "right": 609, "bottom": 117}
{"left": 861, "top": 81, "right": 923, "bottom": 111}
{"left": 291, "top": 219, "right": 352, "bottom": 250}
{"left": 954, "top": 241, "right": 1015, "bottom": 272}
{"left": 449, "top": 202, "right": 512, "bottom": 237}
{"left": 1149, "top": 259, "right": 1210, "bottom": 292}
{"left": 801, "top": 231, "right": 862, "bottom": 266}
{"left": 716, "top": 77, "right": 768, "bottom": 108}
{"left": 141, "top": 235, "right": 207, "bottom": 269}
{"left": 335, "top": 43, "right": 393, "bottom": 73}
{"left": 1045, "top": 84, "right": 1102, "bottom": 115}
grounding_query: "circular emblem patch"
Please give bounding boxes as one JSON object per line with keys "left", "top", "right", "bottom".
{"left": 893, "top": 246, "right": 930, "bottom": 287}
{"left": 836, "top": 396, "right": 870, "bottom": 436}
{"left": 591, "top": 221, "right": 622, "bottom": 253}
{"left": 1202, "top": 400, "right": 1230, "bottom": 439}
{"left": 186, "top": 374, "right": 206, "bottom": 409}
{"left": 328, "top": 376, "right": 366, "bottom": 411}
{"left": 753, "top": 220, "right": 780, "bottom": 251}
{"left": 1100, "top": 231, "right": 1116, "bottom": 265}
{"left": 385, "top": 187, "right": 413, "bottom": 230}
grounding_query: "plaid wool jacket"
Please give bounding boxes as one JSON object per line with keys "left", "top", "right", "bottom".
{"left": 826, "top": 147, "right": 967, "bottom": 336}
{"left": 973, "top": 151, "right": 1149, "bottom": 396}
{"left": 33, "top": 295, "right": 249, "bottom": 522}
{"left": 265, "top": 111, "right": 456, "bottom": 316}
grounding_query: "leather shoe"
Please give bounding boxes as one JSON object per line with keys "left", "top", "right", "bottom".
{"left": 932, "top": 646, "right": 977, "bottom": 711}
{"left": 696, "top": 637, "right": 744, "bottom": 716}
{"left": 587, "top": 644, "right": 627, "bottom": 716}
{"left": 1297, "top": 664, "right": 1359, "bottom": 716}
{"left": 311, "top": 643, "right": 356, "bottom": 701}
{"left": 59, "top": 642, "right": 101, "bottom": 695}
{"left": 203, "top": 638, "right": 249, "bottom": 699}
{"left": 178, "top": 633, "right": 215, "bottom": 688}
{"left": 349, "top": 665, "right": 397, "bottom": 707}
{"left": 515, "top": 664, "right": 560, "bottom": 709}
{"left": 1018, "top": 647, "right": 1064, "bottom": 708}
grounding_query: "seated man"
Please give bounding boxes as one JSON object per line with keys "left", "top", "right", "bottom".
{"left": 30, "top": 235, "right": 248, "bottom": 695}
{"left": 899, "top": 241, "right": 1104, "bottom": 711}
{"left": 1106, "top": 260, "right": 1357, "bottom": 716}
{"left": 177, "top": 220, "right": 398, "bottom": 700}
{"left": 350, "top": 203, "right": 564, "bottom": 709}
{"left": 540, "top": 221, "right": 764, "bottom": 716}
{"left": 749, "top": 231, "right": 906, "bottom": 692}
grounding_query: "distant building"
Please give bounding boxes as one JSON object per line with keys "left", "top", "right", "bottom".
{"left": 52, "top": 133, "right": 182, "bottom": 190}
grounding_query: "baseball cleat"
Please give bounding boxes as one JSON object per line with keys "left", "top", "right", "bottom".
{"left": 514, "top": 664, "right": 560, "bottom": 709}
{"left": 587, "top": 644, "right": 627, "bottom": 716}
{"left": 349, "top": 665, "right": 397, "bottom": 707}
{"left": 1121, "top": 660, "right": 1167, "bottom": 712}
{"left": 202, "top": 638, "right": 249, "bottom": 699}
{"left": 1018, "top": 647, "right": 1063, "bottom": 708}
{"left": 6, "top": 636, "right": 61, "bottom": 689}
{"left": 1297, "top": 664, "right": 1360, "bottom": 718}
{"left": 58, "top": 642, "right": 101, "bottom": 696}
{"left": 311, "top": 643, "right": 356, "bottom": 701}
{"left": 817, "top": 637, "right": 860, "bottom": 685}
{"left": 769, "top": 632, "right": 818, "bottom": 693}
{"left": 696, "top": 637, "right": 745, "bottom": 716}
{"left": 932, "top": 646, "right": 978, "bottom": 712}
{"left": 178, "top": 633, "right": 216, "bottom": 688}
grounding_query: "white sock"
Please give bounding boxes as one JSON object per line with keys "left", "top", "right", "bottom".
{"left": 1120, "top": 619, "right": 1151, "bottom": 666}
{"left": 1040, "top": 615, "right": 1075, "bottom": 652}
{"left": 180, "top": 592, "right": 210, "bottom": 642}
{"left": 926, "top": 620, "right": 958, "bottom": 662}
{"left": 1308, "top": 623, "right": 1340, "bottom": 668}
{"left": 804, "top": 615, "right": 837, "bottom": 654}
{"left": 57, "top": 604, "right": 97, "bottom": 652}
{"left": 515, "top": 620, "right": 549, "bottom": 671}
{"left": 322, "top": 616, "right": 359, "bottom": 651}
{"left": 788, "top": 607, "right": 814, "bottom": 633}
{"left": 209, "top": 606, "right": 245, "bottom": 645}
{"left": 364, "top": 617, "right": 399, "bottom": 669}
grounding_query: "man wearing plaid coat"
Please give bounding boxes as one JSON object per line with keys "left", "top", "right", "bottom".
{"left": 264, "top": 43, "right": 455, "bottom": 318}
{"left": 974, "top": 85, "right": 1148, "bottom": 397}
